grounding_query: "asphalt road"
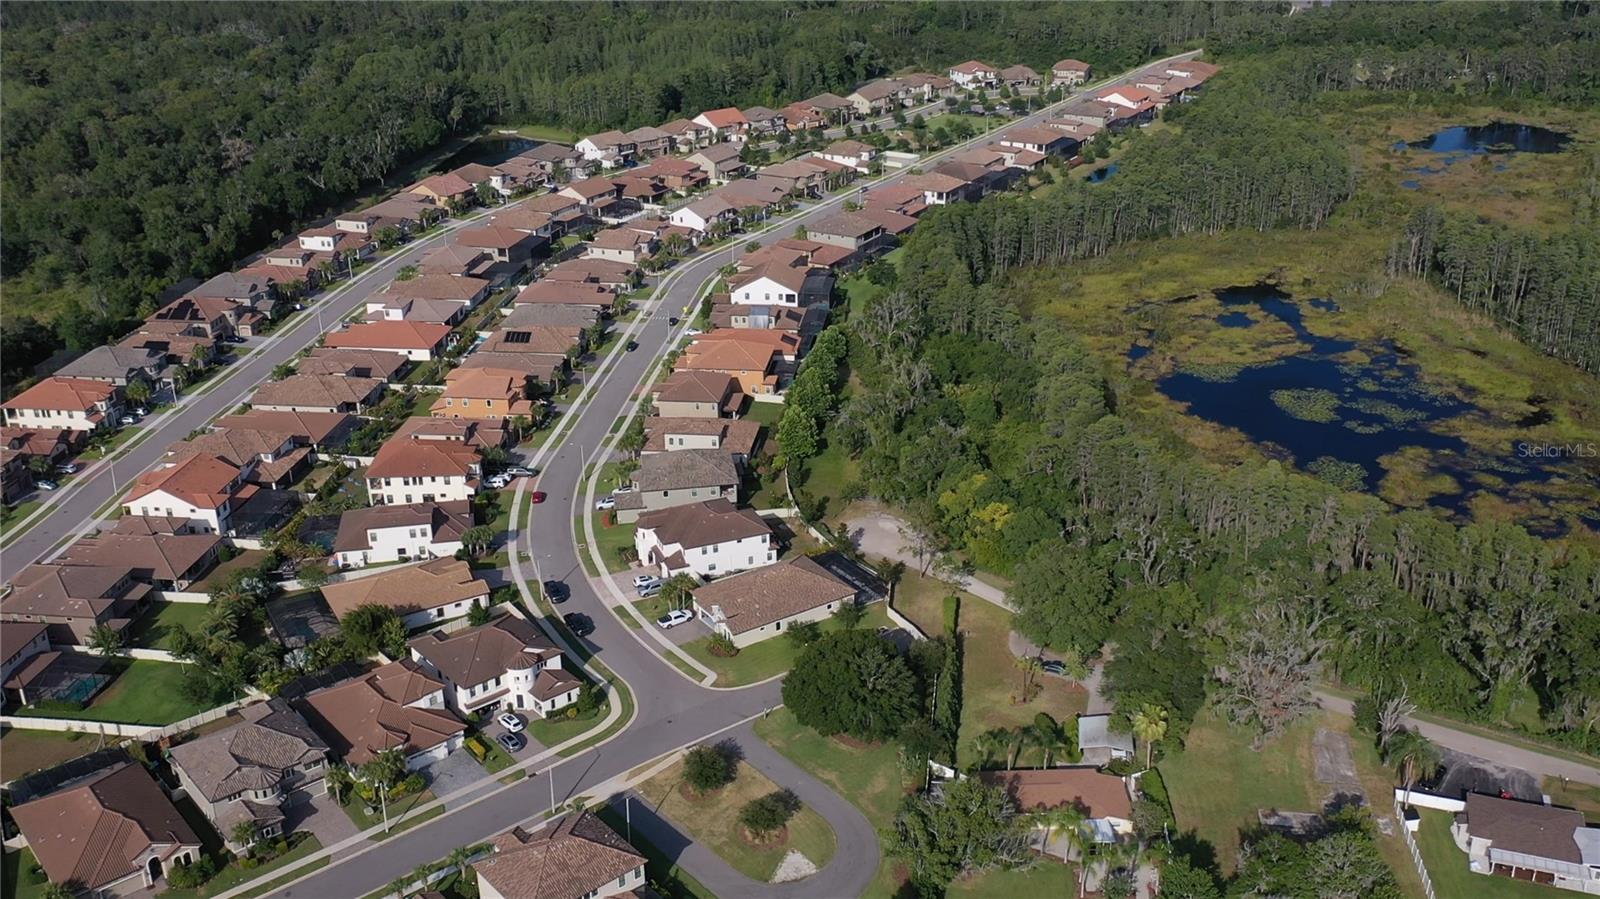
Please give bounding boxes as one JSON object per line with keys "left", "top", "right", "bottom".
{"left": 257, "top": 50, "right": 1206, "bottom": 899}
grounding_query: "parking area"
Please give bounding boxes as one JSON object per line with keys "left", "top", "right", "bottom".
{"left": 428, "top": 747, "right": 491, "bottom": 807}
{"left": 284, "top": 789, "right": 359, "bottom": 846}
{"left": 479, "top": 711, "right": 547, "bottom": 760}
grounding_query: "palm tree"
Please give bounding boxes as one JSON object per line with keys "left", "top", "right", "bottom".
{"left": 1385, "top": 729, "right": 1441, "bottom": 807}
{"left": 1033, "top": 804, "right": 1085, "bottom": 857}
{"left": 446, "top": 844, "right": 476, "bottom": 878}
{"left": 1015, "top": 655, "right": 1042, "bottom": 701}
{"left": 1030, "top": 714, "right": 1072, "bottom": 768}
{"left": 86, "top": 623, "right": 126, "bottom": 658}
{"left": 1131, "top": 704, "right": 1169, "bottom": 770}
{"left": 972, "top": 727, "right": 1011, "bottom": 768}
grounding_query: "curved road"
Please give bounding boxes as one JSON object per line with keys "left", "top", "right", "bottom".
{"left": 250, "top": 49, "right": 1205, "bottom": 899}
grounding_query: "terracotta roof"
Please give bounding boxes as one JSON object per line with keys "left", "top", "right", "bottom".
{"left": 252, "top": 373, "right": 383, "bottom": 410}
{"left": 55, "top": 531, "right": 220, "bottom": 583}
{"left": 325, "top": 320, "right": 452, "bottom": 352}
{"left": 189, "top": 271, "right": 271, "bottom": 300}
{"left": 11, "top": 762, "right": 200, "bottom": 892}
{"left": 659, "top": 118, "right": 702, "bottom": 136}
{"left": 851, "top": 79, "right": 902, "bottom": 102}
{"left": 1, "top": 426, "right": 74, "bottom": 457}
{"left": 690, "top": 142, "right": 743, "bottom": 166}
{"left": 394, "top": 416, "right": 509, "bottom": 449}
{"left": 855, "top": 208, "right": 919, "bottom": 236}
{"left": 458, "top": 226, "right": 542, "bottom": 251}
{"left": 1053, "top": 59, "right": 1091, "bottom": 72}
{"left": 525, "top": 193, "right": 582, "bottom": 216}
{"left": 729, "top": 260, "right": 814, "bottom": 294}
{"left": 383, "top": 274, "right": 489, "bottom": 303}
{"left": 979, "top": 768, "right": 1132, "bottom": 820}
{"left": 632, "top": 448, "right": 738, "bottom": 493}
{"left": 451, "top": 162, "right": 505, "bottom": 184}
{"left": 1463, "top": 793, "right": 1591, "bottom": 863}
{"left": 625, "top": 125, "right": 669, "bottom": 143}
{"left": 562, "top": 178, "right": 620, "bottom": 201}
{"left": 458, "top": 353, "right": 568, "bottom": 382}
{"left": 951, "top": 60, "right": 996, "bottom": 75}
{"left": 636, "top": 498, "right": 769, "bottom": 549}
{"left": 168, "top": 699, "right": 327, "bottom": 801}
{"left": 367, "top": 438, "right": 480, "bottom": 480}
{"left": 691, "top": 555, "right": 855, "bottom": 635}
{"left": 321, "top": 558, "right": 488, "bottom": 621}
{"left": 299, "top": 659, "right": 464, "bottom": 765}
{"left": 124, "top": 454, "right": 241, "bottom": 510}
{"left": 214, "top": 409, "right": 357, "bottom": 447}
{"left": 653, "top": 370, "right": 740, "bottom": 406}
{"left": 410, "top": 613, "right": 561, "bottom": 689}
{"left": 515, "top": 281, "right": 618, "bottom": 308}
{"left": 334, "top": 500, "right": 474, "bottom": 553}
{"left": 824, "top": 139, "right": 873, "bottom": 158}
{"left": 644, "top": 417, "right": 761, "bottom": 457}
{"left": 804, "top": 92, "right": 854, "bottom": 110}
{"left": 166, "top": 429, "right": 301, "bottom": 481}
{"left": 715, "top": 179, "right": 788, "bottom": 208}
{"left": 696, "top": 107, "right": 748, "bottom": 129}
{"left": 903, "top": 172, "right": 969, "bottom": 193}
{"left": 55, "top": 346, "right": 167, "bottom": 381}
{"left": 3, "top": 563, "right": 146, "bottom": 621}
{"left": 488, "top": 207, "right": 556, "bottom": 234}
{"left": 477, "top": 814, "right": 645, "bottom": 899}
{"left": 408, "top": 172, "right": 474, "bottom": 198}
{"left": 2, "top": 377, "right": 116, "bottom": 413}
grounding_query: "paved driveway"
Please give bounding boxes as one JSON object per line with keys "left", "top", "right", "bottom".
{"left": 428, "top": 750, "right": 490, "bottom": 809}
{"left": 284, "top": 790, "right": 359, "bottom": 847}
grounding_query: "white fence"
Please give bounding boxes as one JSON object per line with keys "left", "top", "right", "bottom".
{"left": 149, "top": 590, "right": 210, "bottom": 603}
{"left": 884, "top": 603, "right": 928, "bottom": 642}
{"left": 1395, "top": 797, "right": 1439, "bottom": 899}
{"left": 1395, "top": 788, "right": 1465, "bottom": 812}
{"left": 1, "top": 691, "right": 261, "bottom": 742}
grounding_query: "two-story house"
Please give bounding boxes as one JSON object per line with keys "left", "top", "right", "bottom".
{"left": 948, "top": 60, "right": 999, "bottom": 89}
{"left": 122, "top": 454, "right": 252, "bottom": 535}
{"left": 366, "top": 436, "right": 482, "bottom": 506}
{"left": 2, "top": 377, "right": 122, "bottom": 434}
{"left": 634, "top": 499, "right": 774, "bottom": 579}
{"left": 476, "top": 815, "right": 646, "bottom": 899}
{"left": 651, "top": 370, "right": 743, "bottom": 419}
{"left": 299, "top": 658, "right": 467, "bottom": 770}
{"left": 409, "top": 613, "right": 582, "bottom": 719}
{"left": 612, "top": 448, "right": 738, "bottom": 523}
{"left": 321, "top": 557, "right": 490, "bottom": 630}
{"left": 2, "top": 562, "right": 152, "bottom": 646}
{"left": 333, "top": 500, "right": 474, "bottom": 569}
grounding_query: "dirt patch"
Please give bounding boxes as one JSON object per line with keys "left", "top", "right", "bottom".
{"left": 675, "top": 781, "right": 724, "bottom": 804}
{"left": 741, "top": 825, "right": 789, "bottom": 848}
{"left": 832, "top": 733, "right": 881, "bottom": 751}
{"left": 771, "top": 848, "right": 818, "bottom": 883}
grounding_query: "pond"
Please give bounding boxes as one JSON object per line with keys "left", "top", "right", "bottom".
{"left": 1147, "top": 284, "right": 1595, "bottom": 531}
{"left": 434, "top": 136, "right": 540, "bottom": 173}
{"left": 1086, "top": 162, "right": 1119, "bottom": 183}
{"left": 1392, "top": 123, "right": 1569, "bottom": 186}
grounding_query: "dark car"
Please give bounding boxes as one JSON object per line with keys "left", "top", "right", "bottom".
{"left": 626, "top": 340, "right": 638, "bottom": 351}
{"left": 543, "top": 580, "right": 568, "bottom": 604}
{"left": 669, "top": 316, "right": 680, "bottom": 326}
{"left": 563, "top": 612, "right": 594, "bottom": 636}
{"left": 1041, "top": 660, "right": 1069, "bottom": 677}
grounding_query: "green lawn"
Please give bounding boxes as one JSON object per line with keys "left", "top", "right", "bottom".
{"left": 797, "top": 440, "right": 859, "bottom": 518}
{"left": 635, "top": 757, "right": 837, "bottom": 883}
{"left": 742, "top": 400, "right": 785, "bottom": 428}
{"left": 162, "top": 834, "right": 324, "bottom": 899}
{"left": 341, "top": 788, "right": 438, "bottom": 836}
{"left": 528, "top": 705, "right": 608, "bottom": 747}
{"left": 594, "top": 806, "right": 717, "bottom": 899}
{"left": 13, "top": 659, "right": 214, "bottom": 725}
{"left": 946, "top": 861, "right": 1077, "bottom": 898}
{"left": 127, "top": 601, "right": 212, "bottom": 650}
{"left": 2, "top": 849, "right": 52, "bottom": 899}
{"left": 682, "top": 603, "right": 893, "bottom": 687}
{"left": 0, "top": 499, "right": 45, "bottom": 546}
{"left": 191, "top": 549, "right": 273, "bottom": 592}
{"left": 1415, "top": 810, "right": 1560, "bottom": 899}
{"left": 0, "top": 727, "right": 104, "bottom": 781}
{"left": 753, "top": 707, "right": 912, "bottom": 899}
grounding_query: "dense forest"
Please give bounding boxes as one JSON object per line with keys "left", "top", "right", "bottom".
{"left": 818, "top": 59, "right": 1600, "bottom": 758}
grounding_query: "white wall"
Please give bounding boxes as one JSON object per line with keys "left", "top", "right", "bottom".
{"left": 336, "top": 524, "right": 464, "bottom": 569}
{"left": 398, "top": 594, "right": 485, "bottom": 631}
{"left": 637, "top": 528, "right": 775, "bottom": 579}
{"left": 699, "top": 598, "right": 842, "bottom": 648}
{"left": 369, "top": 477, "right": 474, "bottom": 506}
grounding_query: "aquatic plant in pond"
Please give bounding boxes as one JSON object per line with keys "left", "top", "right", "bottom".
{"left": 1308, "top": 457, "right": 1368, "bottom": 492}
{"left": 1271, "top": 388, "right": 1341, "bottom": 423}
{"left": 1403, "top": 123, "right": 1570, "bottom": 155}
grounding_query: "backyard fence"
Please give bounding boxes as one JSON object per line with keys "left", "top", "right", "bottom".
{"left": 1394, "top": 797, "right": 1438, "bottom": 899}
{"left": 149, "top": 590, "right": 210, "bottom": 603}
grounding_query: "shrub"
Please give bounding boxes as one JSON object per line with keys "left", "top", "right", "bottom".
{"left": 739, "top": 789, "right": 801, "bottom": 840}
{"left": 784, "top": 620, "right": 823, "bottom": 648}
{"left": 682, "top": 744, "right": 736, "bottom": 794}
{"left": 707, "top": 632, "right": 739, "bottom": 657}
{"left": 166, "top": 856, "right": 217, "bottom": 889}
{"left": 241, "top": 857, "right": 260, "bottom": 870}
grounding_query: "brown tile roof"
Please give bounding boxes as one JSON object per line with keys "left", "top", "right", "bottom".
{"left": 809, "top": 212, "right": 883, "bottom": 240}
{"left": 409, "top": 613, "right": 560, "bottom": 689}
{"left": 408, "top": 172, "right": 475, "bottom": 198}
{"left": 299, "top": 659, "right": 464, "bottom": 766}
{"left": 632, "top": 448, "right": 738, "bottom": 493}
{"left": 1, "top": 620, "right": 48, "bottom": 664}
{"left": 2, "top": 377, "right": 117, "bottom": 414}
{"left": 635, "top": 498, "right": 769, "bottom": 549}
{"left": 367, "top": 438, "right": 481, "bottom": 480}
{"left": 1053, "top": 58, "right": 1091, "bottom": 73}
{"left": 589, "top": 228, "right": 655, "bottom": 251}
{"left": 321, "top": 557, "right": 489, "bottom": 620}
{"left": 55, "top": 531, "right": 220, "bottom": 583}
{"left": 643, "top": 417, "right": 761, "bottom": 458}
{"left": 525, "top": 193, "right": 582, "bottom": 216}
{"left": 857, "top": 207, "right": 919, "bottom": 235}
{"left": 3, "top": 563, "right": 147, "bottom": 621}
{"left": 251, "top": 373, "right": 384, "bottom": 410}
{"left": 689, "top": 142, "right": 743, "bottom": 166}
{"left": 562, "top": 178, "right": 621, "bottom": 201}
{"left": 11, "top": 762, "right": 201, "bottom": 892}
{"left": 451, "top": 162, "right": 505, "bottom": 184}
{"left": 297, "top": 348, "right": 409, "bottom": 380}
{"left": 166, "top": 429, "right": 303, "bottom": 483}
{"left": 482, "top": 325, "right": 583, "bottom": 356}
{"left": 691, "top": 555, "right": 855, "bottom": 635}
{"left": 478, "top": 814, "right": 645, "bottom": 899}
{"left": 458, "top": 226, "right": 543, "bottom": 252}
{"left": 488, "top": 207, "right": 556, "bottom": 234}
{"left": 652, "top": 370, "right": 740, "bottom": 406}
{"left": 979, "top": 768, "right": 1132, "bottom": 820}
{"left": 458, "top": 352, "right": 568, "bottom": 383}
{"left": 168, "top": 698, "right": 328, "bottom": 801}
{"left": 1001, "top": 64, "right": 1040, "bottom": 81}
{"left": 501, "top": 303, "right": 600, "bottom": 330}
{"left": 334, "top": 500, "right": 474, "bottom": 553}
{"left": 214, "top": 409, "right": 357, "bottom": 447}
{"left": 951, "top": 60, "right": 996, "bottom": 75}
{"left": 124, "top": 454, "right": 242, "bottom": 510}
{"left": 514, "top": 281, "right": 618, "bottom": 308}
{"left": 697, "top": 107, "right": 748, "bottom": 128}
{"left": 383, "top": 274, "right": 489, "bottom": 303}
{"left": 325, "top": 320, "right": 452, "bottom": 353}
{"left": 1464, "top": 793, "right": 1589, "bottom": 862}
{"left": 542, "top": 258, "right": 638, "bottom": 286}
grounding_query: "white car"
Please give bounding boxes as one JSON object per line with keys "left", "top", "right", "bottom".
{"left": 656, "top": 609, "right": 693, "bottom": 629}
{"left": 496, "top": 712, "right": 525, "bottom": 733}
{"left": 485, "top": 474, "right": 512, "bottom": 489}
{"left": 632, "top": 574, "right": 661, "bottom": 590}
{"left": 685, "top": 328, "right": 702, "bottom": 337}
{"left": 595, "top": 497, "right": 616, "bottom": 511}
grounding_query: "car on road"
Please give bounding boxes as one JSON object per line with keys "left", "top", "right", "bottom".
{"left": 543, "top": 580, "right": 568, "bottom": 603}
{"left": 562, "top": 612, "right": 593, "bottom": 636}
{"left": 35, "top": 479, "right": 59, "bottom": 491}
{"left": 496, "top": 711, "right": 525, "bottom": 733}
{"left": 632, "top": 575, "right": 661, "bottom": 590}
{"left": 485, "top": 473, "right": 512, "bottom": 489}
{"left": 505, "top": 466, "right": 535, "bottom": 477}
{"left": 595, "top": 497, "right": 616, "bottom": 511}
{"left": 55, "top": 462, "right": 81, "bottom": 475}
{"left": 496, "top": 732, "right": 525, "bottom": 753}
{"left": 1041, "top": 660, "right": 1069, "bottom": 677}
{"left": 626, "top": 340, "right": 638, "bottom": 351}
{"left": 656, "top": 609, "right": 693, "bottom": 629}
{"left": 530, "top": 491, "right": 547, "bottom": 503}
{"left": 669, "top": 316, "right": 679, "bottom": 325}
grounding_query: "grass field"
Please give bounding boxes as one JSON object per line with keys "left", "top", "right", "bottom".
{"left": 14, "top": 659, "right": 212, "bottom": 726}
{"left": 1415, "top": 810, "right": 1560, "bottom": 899}
{"left": 682, "top": 603, "right": 893, "bottom": 687}
{"left": 342, "top": 788, "right": 438, "bottom": 836}
{"left": 946, "top": 861, "right": 1077, "bottom": 897}
{"left": 0, "top": 727, "right": 106, "bottom": 781}
{"left": 1, "top": 848, "right": 51, "bottom": 899}
{"left": 635, "top": 756, "right": 837, "bottom": 883}
{"left": 128, "top": 601, "right": 213, "bottom": 650}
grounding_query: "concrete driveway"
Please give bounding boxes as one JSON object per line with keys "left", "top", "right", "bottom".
{"left": 428, "top": 750, "right": 490, "bottom": 809}
{"left": 283, "top": 790, "right": 359, "bottom": 847}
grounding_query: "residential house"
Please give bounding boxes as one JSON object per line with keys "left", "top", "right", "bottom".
{"left": 862, "top": 184, "right": 929, "bottom": 217}
{"left": 366, "top": 436, "right": 482, "bottom": 506}
{"left": 2, "top": 377, "right": 121, "bottom": 433}
{"left": 806, "top": 212, "right": 890, "bottom": 258}
{"left": 634, "top": 498, "right": 773, "bottom": 579}
{"left": 799, "top": 92, "right": 856, "bottom": 122}
{"left": 714, "top": 178, "right": 789, "bottom": 214}
{"left": 299, "top": 658, "right": 467, "bottom": 769}
{"left": 166, "top": 428, "right": 311, "bottom": 490}
{"left": 298, "top": 227, "right": 377, "bottom": 265}
{"left": 1051, "top": 59, "right": 1092, "bottom": 86}
{"left": 559, "top": 178, "right": 624, "bottom": 218}
{"left": 523, "top": 193, "right": 586, "bottom": 236}
{"left": 11, "top": 762, "right": 202, "bottom": 896}
{"left": 1, "top": 621, "right": 50, "bottom": 687}
{"left": 431, "top": 367, "right": 542, "bottom": 421}
{"left": 55, "top": 345, "right": 169, "bottom": 388}
{"left": 407, "top": 172, "right": 476, "bottom": 207}
{"left": 297, "top": 348, "right": 410, "bottom": 381}
{"left": 1165, "top": 59, "right": 1220, "bottom": 82}
{"left": 521, "top": 142, "right": 584, "bottom": 179}
{"left": 409, "top": 613, "right": 581, "bottom": 719}
{"left": 678, "top": 330, "right": 799, "bottom": 397}
{"left": 214, "top": 409, "right": 358, "bottom": 453}
{"left": 998, "top": 125, "right": 1076, "bottom": 156}
{"left": 630, "top": 157, "right": 708, "bottom": 193}
{"left": 122, "top": 454, "right": 251, "bottom": 535}
{"left": 818, "top": 139, "right": 877, "bottom": 173}
{"left": 612, "top": 448, "right": 739, "bottom": 523}
{"left": 981, "top": 768, "right": 1135, "bottom": 845}
{"left": 475, "top": 815, "right": 646, "bottom": 899}
{"left": 902, "top": 171, "right": 977, "bottom": 206}
{"left": 54, "top": 525, "right": 222, "bottom": 591}
{"left": 686, "top": 143, "right": 747, "bottom": 183}
{"left": 452, "top": 162, "right": 521, "bottom": 196}
{"left": 693, "top": 107, "right": 750, "bottom": 143}
{"left": 1001, "top": 64, "right": 1042, "bottom": 88}
{"left": 542, "top": 257, "right": 640, "bottom": 291}
{"left": 669, "top": 195, "right": 738, "bottom": 235}
{"left": 169, "top": 699, "right": 329, "bottom": 850}
{"left": 651, "top": 370, "right": 743, "bottom": 419}
{"left": 457, "top": 226, "right": 546, "bottom": 273}
{"left": 1042, "top": 117, "right": 1103, "bottom": 142}
{"left": 485, "top": 207, "right": 558, "bottom": 241}
{"left": 1, "top": 427, "right": 77, "bottom": 501}
{"left": 756, "top": 159, "right": 828, "bottom": 198}
{"left": 935, "top": 160, "right": 1012, "bottom": 195}
{"left": 500, "top": 303, "right": 601, "bottom": 332}
{"left": 1055, "top": 99, "right": 1120, "bottom": 129}
{"left": 576, "top": 130, "right": 636, "bottom": 169}
{"left": 1451, "top": 792, "right": 1600, "bottom": 892}
{"left": 513, "top": 280, "right": 621, "bottom": 313}
{"left": 395, "top": 416, "right": 512, "bottom": 452}
{"left": 1077, "top": 714, "right": 1136, "bottom": 766}
{"left": 691, "top": 555, "right": 857, "bottom": 648}
{"left": 948, "top": 60, "right": 999, "bottom": 89}
{"left": 781, "top": 101, "right": 830, "bottom": 132}
{"left": 481, "top": 324, "right": 585, "bottom": 359}
{"left": 614, "top": 175, "right": 671, "bottom": 209}
{"left": 335, "top": 209, "right": 408, "bottom": 238}
{"left": 321, "top": 557, "right": 489, "bottom": 629}
{"left": 741, "top": 106, "right": 786, "bottom": 136}
{"left": 642, "top": 417, "right": 761, "bottom": 465}
{"left": 728, "top": 260, "right": 830, "bottom": 308}
{"left": 2, "top": 562, "right": 151, "bottom": 645}
{"left": 708, "top": 302, "right": 823, "bottom": 337}
{"left": 900, "top": 72, "right": 958, "bottom": 101}
{"left": 856, "top": 207, "right": 920, "bottom": 239}
{"left": 324, "top": 320, "right": 453, "bottom": 362}
{"left": 366, "top": 295, "right": 470, "bottom": 326}
{"left": 659, "top": 118, "right": 714, "bottom": 152}
{"left": 383, "top": 274, "right": 492, "bottom": 308}
{"left": 847, "top": 79, "right": 906, "bottom": 117}
{"left": 333, "top": 501, "right": 474, "bottom": 569}
{"left": 186, "top": 271, "right": 276, "bottom": 311}
{"left": 586, "top": 227, "right": 658, "bottom": 265}
{"left": 251, "top": 373, "right": 385, "bottom": 415}
{"left": 151, "top": 295, "right": 247, "bottom": 340}
{"left": 625, "top": 125, "right": 672, "bottom": 159}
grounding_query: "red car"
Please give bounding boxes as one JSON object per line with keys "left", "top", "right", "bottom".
{"left": 530, "top": 491, "right": 547, "bottom": 504}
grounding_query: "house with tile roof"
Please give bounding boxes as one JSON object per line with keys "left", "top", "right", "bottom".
{"left": 213, "top": 409, "right": 359, "bottom": 451}
{"left": 251, "top": 373, "right": 386, "bottom": 415}
{"left": 660, "top": 117, "right": 714, "bottom": 151}
{"left": 541, "top": 257, "right": 640, "bottom": 291}
{"left": 333, "top": 500, "right": 474, "bottom": 569}
{"left": 691, "top": 554, "right": 858, "bottom": 647}
{"left": 430, "top": 367, "right": 543, "bottom": 422}
{"left": 321, "top": 557, "right": 489, "bottom": 630}
{"left": 296, "top": 348, "right": 410, "bottom": 381}
{"left": 612, "top": 448, "right": 738, "bottom": 523}
{"left": 324, "top": 320, "right": 454, "bottom": 362}
{"left": 54, "top": 345, "right": 169, "bottom": 388}
{"left": 982, "top": 768, "right": 1135, "bottom": 845}
{"left": 2, "top": 377, "right": 122, "bottom": 433}
{"left": 298, "top": 658, "right": 466, "bottom": 769}
{"left": 169, "top": 698, "right": 329, "bottom": 850}
{"left": 477, "top": 814, "right": 646, "bottom": 899}
{"left": 641, "top": 417, "right": 761, "bottom": 464}
{"left": 634, "top": 498, "right": 774, "bottom": 579}
{"left": 513, "top": 280, "right": 621, "bottom": 312}
{"left": 685, "top": 143, "right": 748, "bottom": 183}
{"left": 1, "top": 562, "right": 152, "bottom": 645}
{"left": 1052, "top": 58, "right": 1092, "bottom": 85}
{"left": 366, "top": 436, "right": 482, "bottom": 506}
{"left": 122, "top": 454, "right": 253, "bottom": 535}
{"left": 692, "top": 107, "right": 751, "bottom": 143}
{"left": 11, "top": 762, "right": 203, "bottom": 895}
{"left": 52, "top": 528, "right": 222, "bottom": 591}
{"left": 1001, "top": 64, "right": 1042, "bottom": 87}
{"left": 406, "top": 172, "right": 476, "bottom": 206}
{"left": 948, "top": 59, "right": 999, "bottom": 88}
{"left": 165, "top": 427, "right": 311, "bottom": 490}
{"left": 409, "top": 613, "right": 581, "bottom": 719}
{"left": 678, "top": 330, "right": 800, "bottom": 398}
{"left": 650, "top": 371, "right": 743, "bottom": 419}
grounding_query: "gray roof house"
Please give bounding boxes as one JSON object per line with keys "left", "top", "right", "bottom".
{"left": 613, "top": 448, "right": 738, "bottom": 523}
{"left": 1453, "top": 793, "right": 1600, "bottom": 891}
{"left": 54, "top": 345, "right": 169, "bottom": 387}
{"left": 168, "top": 698, "right": 329, "bottom": 849}
{"left": 1077, "top": 714, "right": 1135, "bottom": 766}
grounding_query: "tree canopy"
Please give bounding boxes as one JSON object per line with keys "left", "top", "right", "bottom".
{"left": 782, "top": 629, "right": 920, "bottom": 742}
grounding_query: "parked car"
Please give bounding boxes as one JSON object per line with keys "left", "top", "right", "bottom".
{"left": 595, "top": 497, "right": 616, "bottom": 511}
{"left": 505, "top": 466, "right": 535, "bottom": 477}
{"left": 668, "top": 316, "right": 680, "bottom": 326}
{"left": 530, "top": 491, "right": 547, "bottom": 503}
{"left": 636, "top": 581, "right": 662, "bottom": 598}
{"left": 34, "top": 479, "right": 59, "bottom": 491}
{"left": 496, "top": 732, "right": 525, "bottom": 753}
{"left": 614, "top": 484, "right": 634, "bottom": 494}
{"left": 55, "top": 462, "right": 80, "bottom": 475}
{"left": 632, "top": 575, "right": 661, "bottom": 590}
{"left": 118, "top": 414, "right": 138, "bottom": 426}
{"left": 496, "top": 711, "right": 525, "bottom": 733}
{"left": 686, "top": 328, "right": 702, "bottom": 337}
{"left": 656, "top": 609, "right": 693, "bottom": 630}
{"left": 1041, "top": 660, "right": 1068, "bottom": 677}
{"left": 225, "top": 335, "right": 247, "bottom": 344}
{"left": 485, "top": 473, "right": 512, "bottom": 489}
{"left": 133, "top": 407, "right": 149, "bottom": 417}
{"left": 543, "top": 580, "right": 568, "bottom": 603}
{"left": 563, "top": 612, "right": 594, "bottom": 636}
{"left": 626, "top": 340, "right": 638, "bottom": 352}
